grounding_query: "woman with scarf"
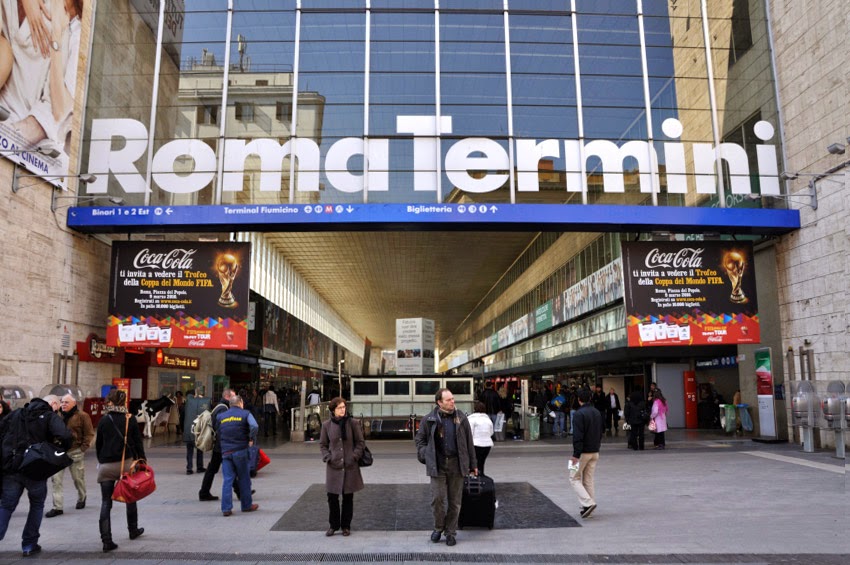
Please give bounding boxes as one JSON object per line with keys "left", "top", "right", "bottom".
{"left": 95, "top": 389, "right": 145, "bottom": 552}
{"left": 319, "top": 397, "right": 365, "bottom": 537}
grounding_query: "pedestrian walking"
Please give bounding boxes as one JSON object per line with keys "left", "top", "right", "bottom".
{"left": 624, "top": 390, "right": 647, "bottom": 450}
{"left": 467, "top": 401, "right": 494, "bottom": 476}
{"left": 650, "top": 388, "right": 669, "bottom": 449}
{"left": 95, "top": 389, "right": 145, "bottom": 552}
{"left": 214, "top": 395, "right": 259, "bottom": 516}
{"left": 414, "top": 388, "right": 477, "bottom": 547}
{"left": 319, "top": 397, "right": 365, "bottom": 537}
{"left": 0, "top": 395, "right": 71, "bottom": 557}
{"left": 569, "top": 389, "right": 602, "bottom": 519}
{"left": 199, "top": 388, "right": 239, "bottom": 501}
{"left": 46, "top": 394, "right": 94, "bottom": 517}
{"left": 182, "top": 390, "right": 209, "bottom": 475}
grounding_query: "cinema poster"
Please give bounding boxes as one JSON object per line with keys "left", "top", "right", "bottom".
{"left": 107, "top": 241, "right": 251, "bottom": 349}
{"left": 622, "top": 241, "right": 760, "bottom": 347}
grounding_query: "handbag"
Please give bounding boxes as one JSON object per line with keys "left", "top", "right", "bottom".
{"left": 111, "top": 414, "right": 156, "bottom": 504}
{"left": 357, "top": 420, "right": 373, "bottom": 467}
{"left": 648, "top": 418, "right": 657, "bottom": 432}
{"left": 18, "top": 442, "right": 73, "bottom": 481}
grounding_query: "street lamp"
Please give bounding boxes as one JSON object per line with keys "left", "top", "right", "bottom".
{"left": 51, "top": 194, "right": 123, "bottom": 212}
{"left": 338, "top": 359, "right": 345, "bottom": 398}
{"left": 12, "top": 168, "right": 97, "bottom": 193}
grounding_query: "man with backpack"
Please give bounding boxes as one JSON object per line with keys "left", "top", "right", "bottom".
{"left": 0, "top": 396, "right": 72, "bottom": 557}
{"left": 199, "top": 388, "right": 246, "bottom": 502}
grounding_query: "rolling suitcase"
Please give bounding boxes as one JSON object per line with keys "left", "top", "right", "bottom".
{"left": 458, "top": 475, "right": 496, "bottom": 530}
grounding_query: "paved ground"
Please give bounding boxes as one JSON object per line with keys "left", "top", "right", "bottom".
{"left": 0, "top": 428, "right": 845, "bottom": 563}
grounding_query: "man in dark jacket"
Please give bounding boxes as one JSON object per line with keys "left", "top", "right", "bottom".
{"left": 605, "top": 387, "right": 622, "bottom": 436}
{"left": 46, "top": 394, "right": 94, "bottom": 517}
{"left": 214, "top": 395, "right": 258, "bottom": 516}
{"left": 0, "top": 396, "right": 72, "bottom": 557}
{"left": 570, "top": 389, "right": 602, "bottom": 520}
{"left": 414, "top": 388, "right": 477, "bottom": 547}
{"left": 479, "top": 382, "right": 501, "bottom": 424}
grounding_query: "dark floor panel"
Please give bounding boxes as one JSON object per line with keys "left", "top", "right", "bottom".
{"left": 271, "top": 482, "right": 580, "bottom": 531}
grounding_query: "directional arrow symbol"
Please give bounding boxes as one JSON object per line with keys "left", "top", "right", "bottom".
{"left": 346, "top": 206, "right": 354, "bottom": 213}
{"left": 165, "top": 208, "right": 173, "bottom": 215}
{"left": 490, "top": 205, "right": 498, "bottom": 213}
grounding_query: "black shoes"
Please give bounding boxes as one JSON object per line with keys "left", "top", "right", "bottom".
{"left": 22, "top": 545, "right": 42, "bottom": 557}
{"left": 103, "top": 541, "right": 118, "bottom": 552}
{"left": 199, "top": 493, "right": 219, "bottom": 501}
{"left": 580, "top": 504, "right": 597, "bottom": 518}
{"left": 445, "top": 535, "right": 457, "bottom": 547}
{"left": 129, "top": 528, "right": 144, "bottom": 540}
{"left": 197, "top": 467, "right": 207, "bottom": 472}
{"left": 76, "top": 499, "right": 86, "bottom": 509}
{"left": 45, "top": 509, "right": 63, "bottom": 518}
{"left": 430, "top": 530, "right": 442, "bottom": 542}
{"left": 325, "top": 528, "right": 337, "bottom": 536}
{"left": 186, "top": 469, "right": 194, "bottom": 475}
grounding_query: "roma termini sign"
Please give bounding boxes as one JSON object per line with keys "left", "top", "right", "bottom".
{"left": 69, "top": 116, "right": 800, "bottom": 234}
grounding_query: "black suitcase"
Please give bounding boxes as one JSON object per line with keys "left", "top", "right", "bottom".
{"left": 458, "top": 475, "right": 496, "bottom": 529}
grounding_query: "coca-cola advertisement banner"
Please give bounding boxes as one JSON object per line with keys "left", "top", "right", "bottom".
{"left": 622, "top": 241, "right": 759, "bottom": 347}
{"left": 107, "top": 242, "right": 251, "bottom": 350}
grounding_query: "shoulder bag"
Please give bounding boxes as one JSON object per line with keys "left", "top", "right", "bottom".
{"left": 648, "top": 418, "right": 657, "bottom": 432}
{"left": 356, "top": 419, "right": 373, "bottom": 467}
{"left": 111, "top": 414, "right": 157, "bottom": 504}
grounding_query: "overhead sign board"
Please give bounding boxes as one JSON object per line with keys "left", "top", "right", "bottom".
{"left": 623, "top": 241, "right": 760, "bottom": 347}
{"left": 67, "top": 203, "right": 800, "bottom": 235}
{"left": 107, "top": 241, "right": 251, "bottom": 350}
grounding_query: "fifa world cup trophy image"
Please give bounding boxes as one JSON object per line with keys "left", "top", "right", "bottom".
{"left": 722, "top": 250, "right": 748, "bottom": 304}
{"left": 215, "top": 253, "right": 240, "bottom": 308}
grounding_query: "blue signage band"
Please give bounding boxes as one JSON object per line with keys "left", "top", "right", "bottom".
{"left": 66, "top": 203, "right": 800, "bottom": 235}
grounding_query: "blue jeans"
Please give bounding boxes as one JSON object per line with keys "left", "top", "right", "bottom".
{"left": 0, "top": 473, "right": 48, "bottom": 550}
{"left": 221, "top": 448, "right": 253, "bottom": 512}
{"left": 553, "top": 412, "right": 566, "bottom": 435}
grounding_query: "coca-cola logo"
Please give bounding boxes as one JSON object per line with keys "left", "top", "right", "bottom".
{"left": 132, "top": 248, "right": 197, "bottom": 270}
{"left": 644, "top": 247, "right": 704, "bottom": 269}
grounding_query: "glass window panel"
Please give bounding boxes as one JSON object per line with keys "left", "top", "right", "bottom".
{"left": 508, "top": 0, "right": 569, "bottom": 12}
{"left": 372, "top": 0, "right": 434, "bottom": 9}
{"left": 575, "top": 0, "right": 637, "bottom": 16}
{"left": 82, "top": 0, "right": 163, "bottom": 202}
{"left": 441, "top": 0, "right": 502, "bottom": 10}
{"left": 302, "top": 0, "right": 366, "bottom": 9}
{"left": 150, "top": 1, "right": 229, "bottom": 207}
{"left": 384, "top": 381, "right": 410, "bottom": 395}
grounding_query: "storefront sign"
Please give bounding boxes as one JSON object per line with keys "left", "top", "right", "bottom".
{"left": 623, "top": 241, "right": 760, "bottom": 347}
{"left": 107, "top": 241, "right": 251, "bottom": 349}
{"left": 77, "top": 334, "right": 125, "bottom": 363}
{"left": 154, "top": 349, "right": 199, "bottom": 370}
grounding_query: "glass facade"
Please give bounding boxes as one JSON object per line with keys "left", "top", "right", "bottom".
{"left": 82, "top": 0, "right": 783, "bottom": 210}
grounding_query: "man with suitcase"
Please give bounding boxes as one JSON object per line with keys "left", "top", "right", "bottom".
{"left": 415, "top": 388, "right": 477, "bottom": 547}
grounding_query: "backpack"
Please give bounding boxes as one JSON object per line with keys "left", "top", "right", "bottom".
{"left": 639, "top": 407, "right": 650, "bottom": 424}
{"left": 1, "top": 408, "right": 31, "bottom": 473}
{"left": 192, "top": 409, "right": 215, "bottom": 452}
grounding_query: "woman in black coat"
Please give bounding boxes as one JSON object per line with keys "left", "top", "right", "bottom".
{"left": 624, "top": 390, "right": 647, "bottom": 451}
{"left": 95, "top": 389, "right": 146, "bottom": 552}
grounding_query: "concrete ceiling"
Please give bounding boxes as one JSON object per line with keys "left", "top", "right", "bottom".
{"left": 263, "top": 231, "right": 540, "bottom": 351}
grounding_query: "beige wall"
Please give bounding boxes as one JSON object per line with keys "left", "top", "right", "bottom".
{"left": 768, "top": 0, "right": 849, "bottom": 446}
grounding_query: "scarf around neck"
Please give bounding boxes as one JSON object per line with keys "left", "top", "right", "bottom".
{"left": 331, "top": 415, "right": 350, "bottom": 440}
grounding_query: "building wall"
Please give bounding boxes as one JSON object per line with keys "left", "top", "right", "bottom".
{"left": 768, "top": 0, "right": 849, "bottom": 446}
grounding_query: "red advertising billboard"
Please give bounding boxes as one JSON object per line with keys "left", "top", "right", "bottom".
{"left": 622, "top": 241, "right": 759, "bottom": 347}
{"left": 107, "top": 242, "right": 251, "bottom": 350}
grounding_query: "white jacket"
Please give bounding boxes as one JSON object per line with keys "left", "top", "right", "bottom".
{"left": 467, "top": 412, "right": 494, "bottom": 447}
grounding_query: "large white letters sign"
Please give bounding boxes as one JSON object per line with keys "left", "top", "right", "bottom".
{"left": 87, "top": 116, "right": 780, "bottom": 200}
